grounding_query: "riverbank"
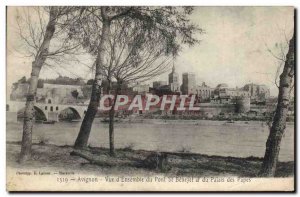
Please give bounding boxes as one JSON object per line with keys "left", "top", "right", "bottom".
{"left": 96, "top": 117, "right": 295, "bottom": 126}
{"left": 96, "top": 114, "right": 294, "bottom": 124}
{"left": 137, "top": 114, "right": 294, "bottom": 122}
{"left": 7, "top": 141, "right": 294, "bottom": 177}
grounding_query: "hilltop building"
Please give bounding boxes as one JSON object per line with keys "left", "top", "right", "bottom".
{"left": 211, "top": 83, "right": 251, "bottom": 104}
{"left": 242, "top": 83, "right": 270, "bottom": 103}
{"left": 132, "top": 83, "right": 150, "bottom": 94}
{"left": 153, "top": 81, "right": 168, "bottom": 89}
{"left": 10, "top": 83, "right": 29, "bottom": 101}
{"left": 195, "top": 82, "right": 212, "bottom": 102}
{"left": 37, "top": 83, "right": 84, "bottom": 104}
{"left": 181, "top": 72, "right": 196, "bottom": 95}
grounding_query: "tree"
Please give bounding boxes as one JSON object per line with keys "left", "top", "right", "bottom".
{"left": 102, "top": 18, "right": 179, "bottom": 155}
{"left": 19, "top": 76, "right": 27, "bottom": 84}
{"left": 86, "top": 79, "right": 94, "bottom": 85}
{"left": 15, "top": 7, "right": 81, "bottom": 162}
{"left": 81, "top": 85, "right": 93, "bottom": 99}
{"left": 71, "top": 7, "right": 113, "bottom": 149}
{"left": 259, "top": 32, "right": 294, "bottom": 177}
{"left": 70, "top": 6, "right": 202, "bottom": 150}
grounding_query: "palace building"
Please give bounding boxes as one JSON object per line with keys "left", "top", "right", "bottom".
{"left": 181, "top": 72, "right": 196, "bottom": 95}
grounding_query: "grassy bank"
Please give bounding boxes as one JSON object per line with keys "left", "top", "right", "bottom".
{"left": 7, "top": 141, "right": 294, "bottom": 177}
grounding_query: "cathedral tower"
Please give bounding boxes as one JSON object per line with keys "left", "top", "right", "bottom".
{"left": 168, "top": 64, "right": 179, "bottom": 92}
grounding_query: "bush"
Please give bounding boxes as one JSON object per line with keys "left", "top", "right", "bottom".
{"left": 122, "top": 143, "right": 135, "bottom": 151}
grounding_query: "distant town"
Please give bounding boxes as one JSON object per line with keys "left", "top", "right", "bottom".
{"left": 10, "top": 65, "right": 271, "bottom": 103}
{"left": 8, "top": 65, "right": 294, "bottom": 122}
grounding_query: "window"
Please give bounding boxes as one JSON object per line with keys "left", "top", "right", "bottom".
{"left": 50, "top": 106, "right": 53, "bottom": 112}
{"left": 45, "top": 106, "right": 47, "bottom": 110}
{"left": 56, "top": 106, "right": 59, "bottom": 111}
{"left": 48, "top": 99, "right": 52, "bottom": 104}
{"left": 6, "top": 104, "right": 9, "bottom": 111}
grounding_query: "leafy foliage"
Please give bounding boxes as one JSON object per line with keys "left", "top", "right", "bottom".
{"left": 66, "top": 6, "right": 203, "bottom": 84}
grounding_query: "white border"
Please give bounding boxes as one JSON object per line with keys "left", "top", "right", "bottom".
{"left": 1, "top": 0, "right": 299, "bottom": 6}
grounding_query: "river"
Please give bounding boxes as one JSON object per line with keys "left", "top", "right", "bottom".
{"left": 6, "top": 119, "right": 294, "bottom": 161}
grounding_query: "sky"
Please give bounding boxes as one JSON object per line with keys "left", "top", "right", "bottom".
{"left": 6, "top": 6, "right": 294, "bottom": 97}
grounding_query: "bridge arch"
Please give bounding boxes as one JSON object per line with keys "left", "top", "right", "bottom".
{"left": 17, "top": 106, "right": 47, "bottom": 121}
{"left": 58, "top": 107, "right": 81, "bottom": 121}
{"left": 34, "top": 106, "right": 47, "bottom": 121}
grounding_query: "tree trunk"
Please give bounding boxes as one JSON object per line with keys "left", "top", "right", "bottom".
{"left": 74, "top": 17, "right": 111, "bottom": 149}
{"left": 108, "top": 80, "right": 122, "bottom": 156}
{"left": 108, "top": 100, "right": 115, "bottom": 156}
{"left": 260, "top": 33, "right": 294, "bottom": 177}
{"left": 19, "top": 8, "right": 57, "bottom": 163}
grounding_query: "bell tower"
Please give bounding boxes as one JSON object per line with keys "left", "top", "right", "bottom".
{"left": 168, "top": 63, "right": 179, "bottom": 92}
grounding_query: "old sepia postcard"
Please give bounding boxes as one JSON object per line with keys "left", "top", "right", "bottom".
{"left": 6, "top": 6, "right": 295, "bottom": 192}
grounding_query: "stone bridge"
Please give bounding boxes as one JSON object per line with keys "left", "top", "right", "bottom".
{"left": 6, "top": 101, "right": 88, "bottom": 122}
